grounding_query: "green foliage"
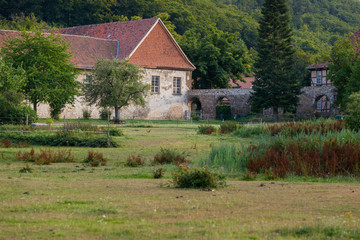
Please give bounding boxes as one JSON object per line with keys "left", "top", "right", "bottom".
{"left": 191, "top": 112, "right": 200, "bottom": 121}
{"left": 0, "top": 57, "right": 26, "bottom": 93}
{"left": 219, "top": 121, "right": 240, "bottom": 133}
{"left": 0, "top": 13, "right": 51, "bottom": 31}
{"left": 84, "top": 59, "right": 148, "bottom": 123}
{"left": 82, "top": 109, "right": 92, "bottom": 120}
{"left": 100, "top": 108, "right": 112, "bottom": 120}
{"left": 197, "top": 125, "right": 218, "bottom": 135}
{"left": 233, "top": 124, "right": 267, "bottom": 138}
{"left": 327, "top": 35, "right": 360, "bottom": 109}
{"left": 0, "top": 132, "right": 118, "bottom": 148}
{"left": 83, "top": 150, "right": 106, "bottom": 167}
{"left": 179, "top": 26, "right": 252, "bottom": 89}
{"left": 108, "top": 128, "right": 124, "bottom": 136}
{"left": 172, "top": 165, "right": 226, "bottom": 189}
{"left": 1, "top": 30, "right": 80, "bottom": 113}
{"left": 153, "top": 148, "right": 187, "bottom": 165}
{"left": 0, "top": 91, "right": 38, "bottom": 125}
{"left": 251, "top": 0, "right": 301, "bottom": 121}
{"left": 203, "top": 144, "right": 249, "bottom": 174}
{"left": 216, "top": 104, "right": 231, "bottom": 120}
{"left": 344, "top": 92, "right": 360, "bottom": 130}
{"left": 45, "top": 118, "right": 53, "bottom": 126}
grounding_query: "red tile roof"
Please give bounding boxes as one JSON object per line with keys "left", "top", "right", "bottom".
{"left": 53, "top": 18, "right": 159, "bottom": 61}
{"left": 129, "top": 22, "right": 195, "bottom": 70}
{"left": 53, "top": 18, "right": 195, "bottom": 70}
{"left": 306, "top": 62, "right": 328, "bottom": 70}
{"left": 229, "top": 74, "right": 255, "bottom": 89}
{"left": 0, "top": 30, "right": 118, "bottom": 70}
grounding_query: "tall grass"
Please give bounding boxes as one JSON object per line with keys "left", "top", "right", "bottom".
{"left": 201, "top": 144, "right": 251, "bottom": 174}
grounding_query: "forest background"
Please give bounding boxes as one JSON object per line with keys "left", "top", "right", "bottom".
{"left": 1, "top": 0, "right": 360, "bottom": 87}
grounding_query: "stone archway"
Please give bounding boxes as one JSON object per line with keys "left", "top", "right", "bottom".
{"left": 216, "top": 96, "right": 231, "bottom": 120}
{"left": 188, "top": 97, "right": 202, "bottom": 119}
{"left": 314, "top": 95, "right": 332, "bottom": 117}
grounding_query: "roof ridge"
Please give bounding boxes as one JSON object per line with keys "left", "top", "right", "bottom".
{"left": 56, "top": 18, "right": 159, "bottom": 31}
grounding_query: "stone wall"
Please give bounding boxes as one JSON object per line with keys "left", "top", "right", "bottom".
{"left": 188, "top": 85, "right": 338, "bottom": 120}
{"left": 188, "top": 89, "right": 252, "bottom": 120}
{"left": 37, "top": 68, "right": 192, "bottom": 120}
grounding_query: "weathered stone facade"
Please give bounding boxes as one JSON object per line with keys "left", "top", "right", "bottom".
{"left": 188, "top": 85, "right": 338, "bottom": 120}
{"left": 37, "top": 68, "right": 192, "bottom": 120}
{"left": 188, "top": 89, "right": 251, "bottom": 120}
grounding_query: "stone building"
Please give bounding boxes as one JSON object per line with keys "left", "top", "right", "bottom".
{"left": 0, "top": 18, "right": 196, "bottom": 120}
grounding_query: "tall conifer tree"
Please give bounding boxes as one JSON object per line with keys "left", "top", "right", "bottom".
{"left": 250, "top": 0, "right": 300, "bottom": 121}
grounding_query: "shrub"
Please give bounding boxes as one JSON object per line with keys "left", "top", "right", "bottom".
{"left": 0, "top": 132, "right": 118, "bottom": 148}
{"left": 125, "top": 155, "right": 145, "bottom": 167}
{"left": 233, "top": 124, "right": 267, "bottom": 138}
{"left": 84, "top": 151, "right": 106, "bottom": 167}
{"left": 153, "top": 168, "right": 163, "bottom": 179}
{"left": 16, "top": 148, "right": 74, "bottom": 165}
{"left": 82, "top": 109, "right": 92, "bottom": 119}
{"left": 100, "top": 108, "right": 112, "bottom": 120}
{"left": 107, "top": 128, "right": 124, "bottom": 136}
{"left": 197, "top": 125, "right": 217, "bottom": 135}
{"left": 172, "top": 165, "right": 226, "bottom": 188}
{"left": 216, "top": 104, "right": 231, "bottom": 120}
{"left": 19, "top": 164, "right": 33, "bottom": 173}
{"left": 220, "top": 121, "right": 240, "bottom": 133}
{"left": 191, "top": 112, "right": 200, "bottom": 121}
{"left": 153, "top": 148, "right": 188, "bottom": 165}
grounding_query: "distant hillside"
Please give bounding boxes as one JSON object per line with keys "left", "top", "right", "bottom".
{"left": 1, "top": 0, "right": 359, "bottom": 56}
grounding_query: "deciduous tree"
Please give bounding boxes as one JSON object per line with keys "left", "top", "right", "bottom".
{"left": 1, "top": 30, "right": 79, "bottom": 117}
{"left": 83, "top": 59, "right": 149, "bottom": 123}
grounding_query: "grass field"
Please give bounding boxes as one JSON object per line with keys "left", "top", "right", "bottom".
{"left": 1, "top": 122, "right": 359, "bottom": 239}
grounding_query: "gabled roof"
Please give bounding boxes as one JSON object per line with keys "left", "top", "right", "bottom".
{"left": 54, "top": 18, "right": 195, "bottom": 70}
{"left": 54, "top": 18, "right": 158, "bottom": 61}
{"left": 0, "top": 30, "right": 118, "bottom": 70}
{"left": 306, "top": 62, "right": 328, "bottom": 70}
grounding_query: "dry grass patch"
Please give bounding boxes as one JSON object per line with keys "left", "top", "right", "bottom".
{"left": 0, "top": 176, "right": 359, "bottom": 239}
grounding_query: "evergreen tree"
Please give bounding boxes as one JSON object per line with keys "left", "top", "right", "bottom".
{"left": 250, "top": 0, "right": 301, "bottom": 121}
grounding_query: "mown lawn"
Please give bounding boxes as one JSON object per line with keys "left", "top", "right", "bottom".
{"left": 0, "top": 122, "right": 359, "bottom": 239}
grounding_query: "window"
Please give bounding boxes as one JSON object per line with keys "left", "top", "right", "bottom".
{"left": 151, "top": 76, "right": 160, "bottom": 93}
{"left": 173, "top": 77, "right": 181, "bottom": 94}
{"left": 316, "top": 71, "right": 322, "bottom": 85}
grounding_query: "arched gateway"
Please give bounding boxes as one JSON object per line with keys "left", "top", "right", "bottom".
{"left": 188, "top": 85, "right": 337, "bottom": 120}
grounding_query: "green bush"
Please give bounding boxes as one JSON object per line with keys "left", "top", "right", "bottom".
{"left": 0, "top": 92, "right": 37, "bottom": 125}
{"left": 100, "top": 108, "right": 112, "bottom": 120}
{"left": 107, "top": 127, "right": 124, "bottom": 136}
{"left": 220, "top": 121, "right": 240, "bottom": 133}
{"left": 82, "top": 109, "right": 92, "bottom": 120}
{"left": 153, "top": 147, "right": 187, "bottom": 165}
{"left": 216, "top": 104, "right": 231, "bottom": 120}
{"left": 172, "top": 165, "right": 226, "bottom": 188}
{"left": 0, "top": 132, "right": 118, "bottom": 147}
{"left": 197, "top": 124, "right": 217, "bottom": 135}
{"left": 191, "top": 112, "right": 200, "bottom": 121}
{"left": 233, "top": 124, "right": 267, "bottom": 138}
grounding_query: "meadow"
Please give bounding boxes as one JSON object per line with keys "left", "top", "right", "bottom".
{"left": 0, "top": 120, "right": 359, "bottom": 239}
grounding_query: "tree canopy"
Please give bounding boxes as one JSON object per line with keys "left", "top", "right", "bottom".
{"left": 250, "top": 0, "right": 301, "bottom": 121}
{"left": 179, "top": 26, "right": 253, "bottom": 89}
{"left": 327, "top": 35, "right": 360, "bottom": 110}
{"left": 83, "top": 59, "right": 149, "bottom": 123}
{"left": 1, "top": 30, "right": 80, "bottom": 117}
